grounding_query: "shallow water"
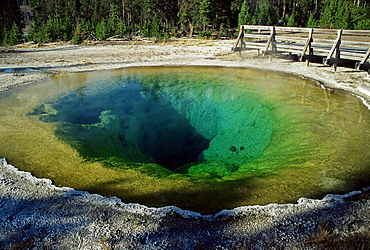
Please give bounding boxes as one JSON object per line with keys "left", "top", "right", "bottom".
{"left": 0, "top": 66, "right": 369, "bottom": 214}
{"left": 0, "top": 68, "right": 52, "bottom": 74}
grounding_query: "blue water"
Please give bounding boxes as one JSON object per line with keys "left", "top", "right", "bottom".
{"left": 31, "top": 69, "right": 274, "bottom": 177}
{"left": 0, "top": 68, "right": 51, "bottom": 74}
{"left": 2, "top": 66, "right": 370, "bottom": 213}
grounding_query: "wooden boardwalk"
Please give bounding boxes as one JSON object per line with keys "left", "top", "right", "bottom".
{"left": 232, "top": 25, "right": 370, "bottom": 71}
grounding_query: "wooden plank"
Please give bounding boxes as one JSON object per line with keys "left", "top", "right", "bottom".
{"left": 309, "top": 28, "right": 338, "bottom": 34}
{"left": 336, "top": 51, "right": 368, "bottom": 59}
{"left": 243, "top": 34, "right": 270, "bottom": 39}
{"left": 242, "top": 25, "right": 271, "bottom": 30}
{"left": 312, "top": 39, "right": 342, "bottom": 46}
{"left": 300, "top": 28, "right": 314, "bottom": 61}
{"left": 325, "top": 29, "right": 342, "bottom": 65}
{"left": 263, "top": 26, "right": 276, "bottom": 55}
{"left": 242, "top": 43, "right": 267, "bottom": 48}
{"left": 232, "top": 26, "right": 244, "bottom": 51}
{"left": 275, "top": 36, "right": 308, "bottom": 42}
{"left": 274, "top": 26, "right": 312, "bottom": 32}
{"left": 360, "top": 48, "right": 370, "bottom": 64}
{"left": 276, "top": 43, "right": 306, "bottom": 50}
{"left": 342, "top": 30, "right": 370, "bottom": 35}
{"left": 341, "top": 40, "right": 370, "bottom": 47}
{"left": 357, "top": 48, "right": 370, "bottom": 70}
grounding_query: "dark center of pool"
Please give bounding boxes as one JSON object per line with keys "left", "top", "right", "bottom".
{"left": 31, "top": 71, "right": 274, "bottom": 177}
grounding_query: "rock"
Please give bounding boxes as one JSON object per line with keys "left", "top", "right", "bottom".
{"left": 1, "top": 158, "right": 369, "bottom": 249}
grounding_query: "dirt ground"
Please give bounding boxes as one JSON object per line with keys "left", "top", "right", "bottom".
{"left": 0, "top": 39, "right": 370, "bottom": 249}
{"left": 1, "top": 39, "right": 369, "bottom": 94}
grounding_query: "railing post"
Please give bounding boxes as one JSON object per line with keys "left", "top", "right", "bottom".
{"left": 241, "top": 25, "right": 245, "bottom": 48}
{"left": 232, "top": 25, "right": 244, "bottom": 52}
{"left": 357, "top": 48, "right": 370, "bottom": 70}
{"left": 263, "top": 26, "right": 276, "bottom": 56}
{"left": 324, "top": 29, "right": 342, "bottom": 70}
{"left": 300, "top": 28, "right": 314, "bottom": 61}
{"left": 258, "top": 27, "right": 261, "bottom": 41}
{"left": 271, "top": 26, "right": 276, "bottom": 51}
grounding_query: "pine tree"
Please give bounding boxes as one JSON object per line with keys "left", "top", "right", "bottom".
{"left": 306, "top": 15, "right": 318, "bottom": 28}
{"left": 320, "top": 0, "right": 338, "bottom": 28}
{"left": 238, "top": 0, "right": 251, "bottom": 27}
{"left": 152, "top": 14, "right": 163, "bottom": 38}
{"left": 286, "top": 11, "right": 298, "bottom": 27}
{"left": 353, "top": 2, "right": 370, "bottom": 30}
{"left": 253, "top": 0, "right": 277, "bottom": 25}
{"left": 107, "top": 5, "right": 120, "bottom": 36}
{"left": 2, "top": 22, "right": 22, "bottom": 46}
{"left": 0, "top": 0, "right": 23, "bottom": 44}
{"left": 23, "top": 0, "right": 369, "bottom": 44}
{"left": 199, "top": 0, "right": 213, "bottom": 31}
{"left": 95, "top": 21, "right": 110, "bottom": 40}
{"left": 178, "top": 0, "right": 200, "bottom": 37}
{"left": 335, "top": 1, "right": 353, "bottom": 29}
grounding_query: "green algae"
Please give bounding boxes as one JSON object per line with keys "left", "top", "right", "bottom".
{"left": 1, "top": 66, "right": 370, "bottom": 214}
{"left": 31, "top": 70, "right": 275, "bottom": 177}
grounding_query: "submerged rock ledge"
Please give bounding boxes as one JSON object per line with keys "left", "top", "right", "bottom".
{"left": 1, "top": 157, "right": 369, "bottom": 249}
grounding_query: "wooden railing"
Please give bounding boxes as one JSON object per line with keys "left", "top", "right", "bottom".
{"left": 232, "top": 25, "right": 370, "bottom": 71}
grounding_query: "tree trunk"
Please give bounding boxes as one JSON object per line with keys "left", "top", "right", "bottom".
{"left": 122, "top": 0, "right": 125, "bottom": 25}
{"left": 189, "top": 22, "right": 194, "bottom": 38}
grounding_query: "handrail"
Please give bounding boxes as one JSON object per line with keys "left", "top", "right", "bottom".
{"left": 232, "top": 25, "right": 370, "bottom": 71}
{"left": 240, "top": 25, "right": 370, "bottom": 36}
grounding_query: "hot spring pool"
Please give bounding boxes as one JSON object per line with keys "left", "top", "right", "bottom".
{"left": 0, "top": 66, "right": 369, "bottom": 213}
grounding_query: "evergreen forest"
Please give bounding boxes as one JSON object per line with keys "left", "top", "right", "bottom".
{"left": 1, "top": 0, "right": 370, "bottom": 46}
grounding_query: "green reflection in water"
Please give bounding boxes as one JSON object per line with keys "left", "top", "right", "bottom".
{"left": 0, "top": 66, "right": 369, "bottom": 214}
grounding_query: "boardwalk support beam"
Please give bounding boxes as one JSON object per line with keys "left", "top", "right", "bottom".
{"left": 263, "top": 26, "right": 276, "bottom": 56}
{"left": 356, "top": 48, "right": 370, "bottom": 70}
{"left": 300, "top": 28, "right": 314, "bottom": 61}
{"left": 324, "top": 29, "right": 342, "bottom": 71}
